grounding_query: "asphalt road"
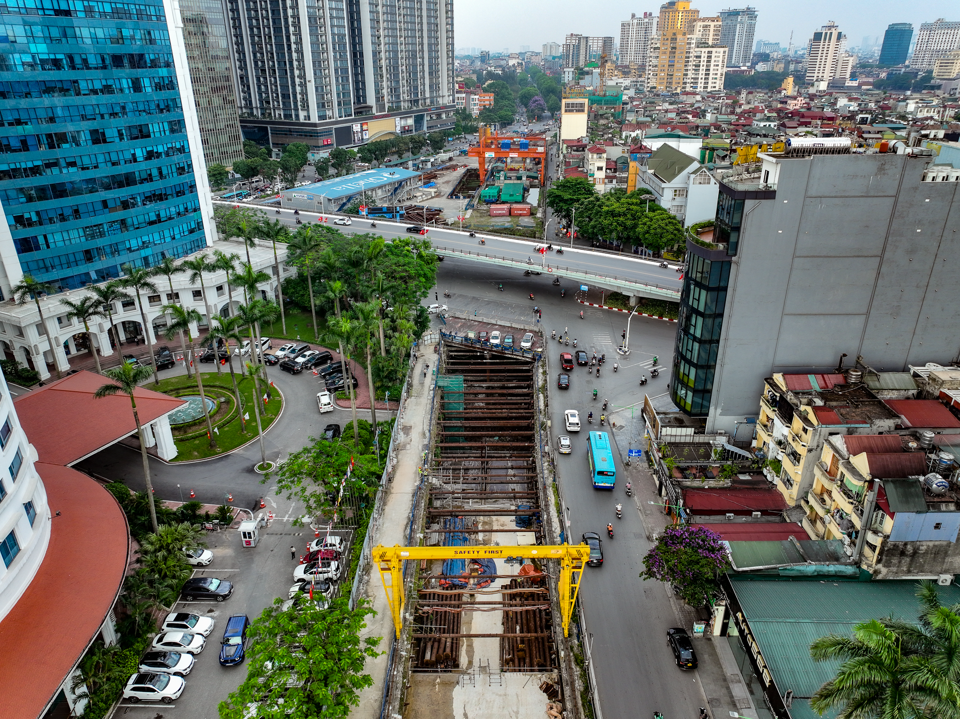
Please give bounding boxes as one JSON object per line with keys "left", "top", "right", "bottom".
{"left": 433, "top": 259, "right": 701, "bottom": 719}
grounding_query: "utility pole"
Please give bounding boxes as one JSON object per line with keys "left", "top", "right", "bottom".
{"left": 569, "top": 207, "right": 576, "bottom": 248}
{"left": 618, "top": 304, "right": 642, "bottom": 356}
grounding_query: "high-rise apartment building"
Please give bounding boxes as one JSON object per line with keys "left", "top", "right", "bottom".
{"left": 694, "top": 17, "right": 723, "bottom": 47}
{"left": 0, "top": 0, "right": 215, "bottom": 294}
{"left": 805, "top": 22, "right": 847, "bottom": 85}
{"left": 543, "top": 42, "right": 562, "bottom": 59}
{"left": 587, "top": 36, "right": 615, "bottom": 63}
{"left": 878, "top": 23, "right": 913, "bottom": 65}
{"left": 227, "top": 0, "right": 455, "bottom": 152}
{"left": 686, "top": 44, "right": 729, "bottom": 91}
{"left": 718, "top": 7, "right": 758, "bottom": 67}
{"left": 910, "top": 19, "right": 960, "bottom": 71}
{"left": 647, "top": 0, "right": 701, "bottom": 91}
{"left": 669, "top": 145, "right": 960, "bottom": 437}
{"left": 180, "top": 0, "right": 244, "bottom": 168}
{"left": 563, "top": 34, "right": 589, "bottom": 68}
{"left": 620, "top": 13, "right": 658, "bottom": 66}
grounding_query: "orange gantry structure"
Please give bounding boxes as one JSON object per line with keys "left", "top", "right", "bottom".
{"left": 467, "top": 128, "right": 548, "bottom": 184}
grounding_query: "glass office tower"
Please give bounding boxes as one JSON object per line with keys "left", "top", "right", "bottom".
{"left": 0, "top": 0, "right": 212, "bottom": 292}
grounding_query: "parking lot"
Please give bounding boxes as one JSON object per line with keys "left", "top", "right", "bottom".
{"left": 114, "top": 511, "right": 353, "bottom": 719}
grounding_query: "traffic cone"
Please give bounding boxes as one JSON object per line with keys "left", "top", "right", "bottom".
{"left": 228, "top": 494, "right": 233, "bottom": 502}
{"left": 259, "top": 498, "right": 266, "bottom": 509}
{"left": 190, "top": 490, "right": 195, "bottom": 499}
{"left": 314, "top": 529, "right": 320, "bottom": 538}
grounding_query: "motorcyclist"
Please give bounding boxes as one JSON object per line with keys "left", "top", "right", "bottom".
{"left": 616, "top": 502, "right": 622, "bottom": 514}
{"left": 607, "top": 523, "right": 613, "bottom": 535}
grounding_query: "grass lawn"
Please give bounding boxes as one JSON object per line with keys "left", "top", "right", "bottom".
{"left": 260, "top": 308, "right": 330, "bottom": 344}
{"left": 145, "top": 371, "right": 282, "bottom": 461}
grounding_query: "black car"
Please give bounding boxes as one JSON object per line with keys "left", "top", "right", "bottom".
{"left": 323, "top": 424, "right": 341, "bottom": 441}
{"left": 318, "top": 362, "right": 345, "bottom": 378}
{"left": 667, "top": 628, "right": 698, "bottom": 669}
{"left": 263, "top": 352, "right": 282, "bottom": 365}
{"left": 279, "top": 357, "right": 304, "bottom": 374}
{"left": 557, "top": 373, "right": 570, "bottom": 389}
{"left": 302, "top": 350, "right": 333, "bottom": 370}
{"left": 405, "top": 225, "right": 427, "bottom": 234}
{"left": 325, "top": 375, "right": 359, "bottom": 392}
{"left": 582, "top": 532, "right": 603, "bottom": 566}
{"left": 199, "top": 347, "right": 230, "bottom": 363}
{"left": 575, "top": 350, "right": 588, "bottom": 366}
{"left": 180, "top": 577, "right": 233, "bottom": 602}
{"left": 155, "top": 346, "right": 176, "bottom": 370}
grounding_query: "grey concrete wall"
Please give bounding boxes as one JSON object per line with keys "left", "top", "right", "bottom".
{"left": 707, "top": 154, "right": 960, "bottom": 434}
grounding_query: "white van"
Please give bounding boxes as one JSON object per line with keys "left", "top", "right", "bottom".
{"left": 316, "top": 391, "right": 334, "bottom": 413}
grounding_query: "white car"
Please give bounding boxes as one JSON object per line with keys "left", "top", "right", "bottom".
{"left": 138, "top": 650, "right": 195, "bottom": 676}
{"left": 520, "top": 332, "right": 534, "bottom": 350}
{"left": 333, "top": 217, "right": 352, "bottom": 226}
{"left": 182, "top": 547, "right": 213, "bottom": 566}
{"left": 489, "top": 330, "right": 502, "bottom": 346}
{"left": 235, "top": 340, "right": 251, "bottom": 356}
{"left": 152, "top": 631, "right": 206, "bottom": 655}
{"left": 427, "top": 304, "right": 448, "bottom": 315}
{"left": 557, "top": 436, "right": 572, "bottom": 454}
{"left": 122, "top": 672, "right": 185, "bottom": 704}
{"left": 258, "top": 338, "right": 272, "bottom": 353}
{"left": 564, "top": 410, "right": 581, "bottom": 432}
{"left": 307, "top": 535, "right": 345, "bottom": 553}
{"left": 294, "top": 560, "right": 342, "bottom": 583}
{"left": 287, "top": 578, "right": 334, "bottom": 601}
{"left": 162, "top": 612, "right": 215, "bottom": 637}
{"left": 274, "top": 342, "right": 298, "bottom": 359}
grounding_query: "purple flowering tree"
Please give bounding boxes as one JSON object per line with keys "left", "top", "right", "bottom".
{"left": 527, "top": 95, "right": 547, "bottom": 121}
{"left": 640, "top": 525, "right": 730, "bottom": 607}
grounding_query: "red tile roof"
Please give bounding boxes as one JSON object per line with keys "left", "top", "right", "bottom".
{"left": 586, "top": 144, "right": 606, "bottom": 153}
{"left": 0, "top": 463, "right": 129, "bottom": 719}
{"left": 884, "top": 399, "right": 960, "bottom": 429}
{"left": 564, "top": 168, "right": 588, "bottom": 178}
{"left": 812, "top": 406, "right": 843, "bottom": 425}
{"left": 863, "top": 452, "right": 927, "bottom": 478}
{"left": 14, "top": 370, "right": 184, "bottom": 465}
{"left": 843, "top": 435, "right": 905, "bottom": 454}
{"left": 782, "top": 373, "right": 846, "bottom": 392}
{"left": 695, "top": 523, "right": 810, "bottom": 541}
{"left": 683, "top": 487, "right": 788, "bottom": 514}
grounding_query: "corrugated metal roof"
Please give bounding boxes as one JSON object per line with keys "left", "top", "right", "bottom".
{"left": 698, "top": 523, "right": 809, "bottom": 541}
{"left": 728, "top": 540, "right": 803, "bottom": 569}
{"left": 729, "top": 579, "right": 960, "bottom": 699}
{"left": 683, "top": 487, "right": 787, "bottom": 513}
{"left": 646, "top": 144, "right": 698, "bottom": 183}
{"left": 885, "top": 399, "right": 960, "bottom": 428}
{"left": 783, "top": 373, "right": 845, "bottom": 391}
{"left": 863, "top": 452, "right": 927, "bottom": 478}
{"left": 883, "top": 478, "right": 928, "bottom": 513}
{"left": 844, "top": 435, "right": 904, "bottom": 454}
{"left": 863, "top": 372, "right": 918, "bottom": 391}
{"left": 812, "top": 406, "right": 842, "bottom": 425}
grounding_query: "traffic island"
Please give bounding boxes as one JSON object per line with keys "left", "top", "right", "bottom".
{"left": 145, "top": 373, "right": 283, "bottom": 461}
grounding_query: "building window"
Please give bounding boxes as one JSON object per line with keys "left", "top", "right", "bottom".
{"left": 121, "top": 300, "right": 136, "bottom": 311}
{"left": 934, "top": 522, "right": 943, "bottom": 530}
{"left": 1, "top": 530, "right": 20, "bottom": 568}
{"left": 165, "top": 292, "right": 181, "bottom": 302}
{"left": 9, "top": 447, "right": 23, "bottom": 482}
{"left": 192, "top": 290, "right": 203, "bottom": 301}
{"left": 0, "top": 418, "right": 11, "bottom": 449}
{"left": 148, "top": 294, "right": 162, "bottom": 306}
{"left": 216, "top": 285, "right": 225, "bottom": 297}
{"left": 0, "top": 477, "right": 5, "bottom": 502}
{"left": 23, "top": 501, "right": 36, "bottom": 526}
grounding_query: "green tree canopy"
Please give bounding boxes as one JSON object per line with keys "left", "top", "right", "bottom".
{"left": 640, "top": 525, "right": 730, "bottom": 607}
{"left": 207, "top": 163, "right": 229, "bottom": 188}
{"left": 330, "top": 147, "right": 357, "bottom": 176}
{"left": 233, "top": 158, "right": 261, "bottom": 180}
{"left": 546, "top": 176, "right": 596, "bottom": 225}
{"left": 218, "top": 598, "right": 381, "bottom": 719}
{"left": 518, "top": 87, "right": 538, "bottom": 107}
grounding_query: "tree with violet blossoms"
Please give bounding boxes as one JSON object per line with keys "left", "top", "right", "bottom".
{"left": 640, "top": 525, "right": 730, "bottom": 607}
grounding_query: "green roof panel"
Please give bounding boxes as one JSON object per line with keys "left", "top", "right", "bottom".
{"left": 647, "top": 144, "right": 699, "bottom": 184}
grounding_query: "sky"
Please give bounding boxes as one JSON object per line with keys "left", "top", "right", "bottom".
{"left": 454, "top": 0, "right": 959, "bottom": 53}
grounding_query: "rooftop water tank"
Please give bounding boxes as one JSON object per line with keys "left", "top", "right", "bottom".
{"left": 846, "top": 369, "right": 862, "bottom": 385}
{"left": 937, "top": 452, "right": 955, "bottom": 474}
{"left": 918, "top": 430, "right": 935, "bottom": 449}
{"left": 923, "top": 473, "right": 950, "bottom": 495}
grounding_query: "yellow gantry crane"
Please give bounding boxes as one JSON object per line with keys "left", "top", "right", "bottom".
{"left": 372, "top": 544, "right": 590, "bottom": 638}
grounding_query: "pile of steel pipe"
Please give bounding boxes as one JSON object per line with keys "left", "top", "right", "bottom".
{"left": 413, "top": 590, "right": 462, "bottom": 670}
{"left": 501, "top": 577, "right": 554, "bottom": 672}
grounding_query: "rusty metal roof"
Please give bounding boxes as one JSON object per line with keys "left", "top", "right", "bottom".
{"left": 884, "top": 399, "right": 960, "bottom": 429}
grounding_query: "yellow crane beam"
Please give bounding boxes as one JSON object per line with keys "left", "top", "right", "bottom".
{"left": 372, "top": 544, "right": 590, "bottom": 638}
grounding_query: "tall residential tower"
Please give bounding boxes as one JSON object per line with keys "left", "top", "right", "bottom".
{"left": 879, "top": 23, "right": 913, "bottom": 65}
{"left": 620, "top": 13, "right": 658, "bottom": 66}
{"left": 911, "top": 19, "right": 960, "bottom": 71}
{"left": 718, "top": 7, "right": 758, "bottom": 67}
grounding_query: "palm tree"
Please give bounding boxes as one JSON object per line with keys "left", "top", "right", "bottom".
{"left": 207, "top": 315, "right": 248, "bottom": 433}
{"left": 119, "top": 265, "right": 161, "bottom": 384}
{"left": 187, "top": 341, "right": 218, "bottom": 450}
{"left": 242, "top": 359, "right": 268, "bottom": 469}
{"left": 162, "top": 304, "right": 199, "bottom": 383}
{"left": 61, "top": 296, "right": 104, "bottom": 375}
{"left": 95, "top": 362, "right": 159, "bottom": 532}
{"left": 139, "top": 522, "right": 204, "bottom": 584}
{"left": 89, "top": 281, "right": 131, "bottom": 360}
{"left": 152, "top": 256, "right": 188, "bottom": 375}
{"left": 258, "top": 219, "right": 291, "bottom": 334}
{"left": 352, "top": 301, "right": 381, "bottom": 429}
{"left": 12, "top": 275, "right": 59, "bottom": 378}
{"left": 237, "top": 218, "right": 258, "bottom": 267}
{"left": 887, "top": 582, "right": 960, "bottom": 689}
{"left": 326, "top": 316, "right": 359, "bottom": 448}
{"left": 235, "top": 299, "right": 279, "bottom": 380}
{"left": 286, "top": 225, "right": 322, "bottom": 340}
{"left": 232, "top": 262, "right": 270, "bottom": 305}
{"left": 810, "top": 618, "right": 960, "bottom": 719}
{"left": 181, "top": 255, "right": 215, "bottom": 332}
{"left": 211, "top": 249, "right": 241, "bottom": 318}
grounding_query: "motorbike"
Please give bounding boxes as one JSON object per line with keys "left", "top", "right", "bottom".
{"left": 443, "top": 290, "right": 451, "bottom": 298}
{"left": 498, "top": 284, "right": 504, "bottom": 291}
{"left": 613, "top": 363, "right": 619, "bottom": 372}
{"left": 553, "top": 277, "right": 561, "bottom": 286}
{"left": 560, "top": 289, "right": 566, "bottom": 297}
{"left": 596, "top": 367, "right": 600, "bottom": 378}
{"left": 370, "top": 222, "right": 377, "bottom": 228}
{"left": 565, "top": 337, "right": 570, "bottom": 346}
{"left": 556, "top": 248, "right": 564, "bottom": 255}
{"left": 651, "top": 368, "right": 660, "bottom": 378}
{"left": 479, "top": 239, "right": 485, "bottom": 245}
{"left": 626, "top": 482, "right": 633, "bottom": 497}
{"left": 572, "top": 338, "right": 578, "bottom": 348}
{"left": 607, "top": 524, "right": 614, "bottom": 539}
{"left": 601, "top": 353, "right": 606, "bottom": 364}
{"left": 275, "top": 209, "right": 281, "bottom": 214}
{"left": 652, "top": 356, "right": 658, "bottom": 366}
{"left": 295, "top": 219, "right": 302, "bottom": 224}
{"left": 602, "top": 399, "right": 608, "bottom": 411}
{"left": 640, "top": 376, "right": 647, "bottom": 386}
{"left": 593, "top": 389, "right": 598, "bottom": 400}
{"left": 616, "top": 504, "right": 622, "bottom": 520}
{"left": 524, "top": 270, "right": 532, "bottom": 276}
{"left": 551, "top": 330, "right": 556, "bottom": 340}
{"left": 469, "top": 231, "right": 476, "bottom": 237}
{"left": 659, "top": 261, "right": 668, "bottom": 268}
{"left": 600, "top": 414, "right": 606, "bottom": 426}
{"left": 587, "top": 412, "right": 593, "bottom": 424}
{"left": 580, "top": 311, "right": 584, "bottom": 319}
{"left": 528, "top": 293, "right": 535, "bottom": 301}
{"left": 294, "top": 209, "right": 300, "bottom": 215}
{"left": 590, "top": 357, "right": 596, "bottom": 367}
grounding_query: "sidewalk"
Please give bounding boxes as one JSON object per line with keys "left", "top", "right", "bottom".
{"left": 351, "top": 350, "right": 436, "bottom": 719}
{"left": 622, "top": 454, "right": 759, "bottom": 719}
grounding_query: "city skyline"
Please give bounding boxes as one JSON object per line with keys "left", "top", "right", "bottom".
{"left": 454, "top": 0, "right": 958, "bottom": 54}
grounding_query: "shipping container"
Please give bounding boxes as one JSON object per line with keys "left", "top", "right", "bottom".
{"left": 489, "top": 204, "right": 510, "bottom": 217}
{"left": 510, "top": 204, "right": 531, "bottom": 216}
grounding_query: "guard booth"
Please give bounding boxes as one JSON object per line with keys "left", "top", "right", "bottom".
{"left": 238, "top": 515, "right": 266, "bottom": 547}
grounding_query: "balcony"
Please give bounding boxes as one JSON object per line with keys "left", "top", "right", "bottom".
{"left": 814, "top": 461, "right": 838, "bottom": 491}
{"left": 833, "top": 484, "right": 864, "bottom": 525}
{"left": 802, "top": 515, "right": 825, "bottom": 539}
{"left": 806, "top": 490, "right": 831, "bottom": 517}
{"left": 760, "top": 393, "right": 778, "bottom": 415}
{"left": 783, "top": 449, "right": 802, "bottom": 471}
{"left": 788, "top": 429, "right": 808, "bottom": 449}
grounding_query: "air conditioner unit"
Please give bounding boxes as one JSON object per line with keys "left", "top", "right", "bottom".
{"left": 938, "top": 574, "right": 954, "bottom": 586}
{"left": 725, "top": 513, "right": 735, "bottom": 520}
{"left": 751, "top": 511, "right": 761, "bottom": 518}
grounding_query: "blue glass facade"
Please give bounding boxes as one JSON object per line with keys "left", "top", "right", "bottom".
{"left": 0, "top": 0, "right": 208, "bottom": 290}
{"left": 879, "top": 23, "right": 912, "bottom": 66}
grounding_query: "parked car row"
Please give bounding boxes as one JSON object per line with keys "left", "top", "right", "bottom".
{"left": 288, "top": 535, "right": 347, "bottom": 606}
{"left": 478, "top": 330, "right": 535, "bottom": 350}
{"left": 122, "top": 612, "right": 251, "bottom": 704}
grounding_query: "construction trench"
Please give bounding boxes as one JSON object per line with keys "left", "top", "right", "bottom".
{"left": 394, "top": 338, "right": 579, "bottom": 719}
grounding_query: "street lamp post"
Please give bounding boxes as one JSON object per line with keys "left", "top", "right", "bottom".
{"left": 177, "top": 484, "right": 183, "bottom": 503}
{"left": 569, "top": 207, "right": 576, "bottom": 248}
{"left": 618, "top": 304, "right": 642, "bottom": 356}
